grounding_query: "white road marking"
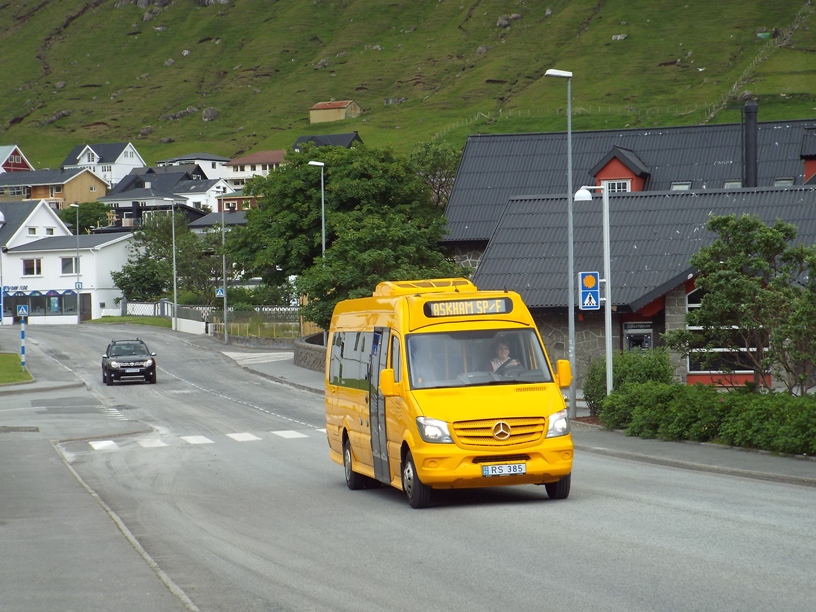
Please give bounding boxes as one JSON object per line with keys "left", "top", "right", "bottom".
{"left": 181, "top": 435, "right": 214, "bottom": 445}
{"left": 271, "top": 430, "right": 308, "bottom": 439}
{"left": 89, "top": 440, "right": 119, "bottom": 451}
{"left": 139, "top": 438, "right": 169, "bottom": 448}
{"left": 226, "top": 432, "right": 262, "bottom": 442}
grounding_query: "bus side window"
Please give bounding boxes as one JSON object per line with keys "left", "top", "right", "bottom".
{"left": 390, "top": 335, "right": 401, "bottom": 382}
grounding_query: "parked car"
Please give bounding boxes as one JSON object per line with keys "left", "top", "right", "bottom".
{"left": 102, "top": 338, "right": 157, "bottom": 385}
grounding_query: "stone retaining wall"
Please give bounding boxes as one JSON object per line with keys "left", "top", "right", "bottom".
{"left": 294, "top": 333, "right": 326, "bottom": 373}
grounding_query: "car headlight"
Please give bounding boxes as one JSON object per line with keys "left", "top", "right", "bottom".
{"left": 546, "top": 409, "right": 571, "bottom": 438}
{"left": 416, "top": 417, "right": 453, "bottom": 444}
{"left": 144, "top": 359, "right": 154, "bottom": 367}
{"left": 110, "top": 360, "right": 121, "bottom": 369}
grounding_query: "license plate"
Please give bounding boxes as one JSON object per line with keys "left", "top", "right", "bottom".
{"left": 125, "top": 368, "right": 140, "bottom": 373}
{"left": 482, "top": 463, "right": 527, "bottom": 477}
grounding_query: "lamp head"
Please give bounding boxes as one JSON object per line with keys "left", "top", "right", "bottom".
{"left": 574, "top": 187, "right": 593, "bottom": 202}
{"left": 545, "top": 69, "right": 573, "bottom": 79}
{"left": 308, "top": 161, "right": 324, "bottom": 167}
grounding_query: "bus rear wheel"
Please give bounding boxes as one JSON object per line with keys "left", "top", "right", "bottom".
{"left": 545, "top": 473, "right": 571, "bottom": 500}
{"left": 402, "top": 450, "right": 432, "bottom": 509}
{"left": 343, "top": 438, "right": 366, "bottom": 490}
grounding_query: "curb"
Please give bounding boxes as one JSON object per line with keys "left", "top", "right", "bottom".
{"left": 0, "top": 380, "right": 86, "bottom": 395}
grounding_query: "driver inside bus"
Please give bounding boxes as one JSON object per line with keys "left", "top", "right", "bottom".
{"left": 485, "top": 338, "right": 522, "bottom": 374}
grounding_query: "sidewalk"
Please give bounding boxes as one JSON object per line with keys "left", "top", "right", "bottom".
{"left": 232, "top": 349, "right": 816, "bottom": 488}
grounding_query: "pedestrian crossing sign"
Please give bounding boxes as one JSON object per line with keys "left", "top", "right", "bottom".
{"left": 579, "top": 271, "right": 601, "bottom": 311}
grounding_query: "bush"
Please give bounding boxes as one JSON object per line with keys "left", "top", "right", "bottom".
{"left": 600, "top": 380, "right": 676, "bottom": 431}
{"left": 719, "top": 392, "right": 816, "bottom": 455}
{"left": 584, "top": 349, "right": 674, "bottom": 416}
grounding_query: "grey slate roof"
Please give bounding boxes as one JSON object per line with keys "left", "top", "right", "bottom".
{"left": 98, "top": 187, "right": 176, "bottom": 202}
{"left": 446, "top": 119, "right": 816, "bottom": 243}
{"left": 7, "top": 233, "right": 132, "bottom": 252}
{"left": 61, "top": 142, "right": 129, "bottom": 166}
{"left": 292, "top": 131, "right": 363, "bottom": 151}
{"left": 188, "top": 211, "right": 247, "bottom": 229}
{"left": 156, "top": 153, "right": 231, "bottom": 163}
{"left": 0, "top": 200, "right": 39, "bottom": 245}
{"left": 472, "top": 186, "right": 816, "bottom": 311}
{"left": 0, "top": 168, "right": 85, "bottom": 186}
{"left": 109, "top": 171, "right": 191, "bottom": 195}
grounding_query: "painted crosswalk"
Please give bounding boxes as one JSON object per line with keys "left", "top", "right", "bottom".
{"left": 84, "top": 429, "right": 324, "bottom": 452}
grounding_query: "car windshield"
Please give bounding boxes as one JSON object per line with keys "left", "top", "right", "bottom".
{"left": 111, "top": 343, "right": 149, "bottom": 357}
{"left": 406, "top": 329, "right": 553, "bottom": 390}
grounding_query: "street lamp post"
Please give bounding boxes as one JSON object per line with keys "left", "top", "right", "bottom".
{"left": 575, "top": 185, "right": 613, "bottom": 395}
{"left": 69, "top": 204, "right": 81, "bottom": 321}
{"left": 307, "top": 161, "right": 326, "bottom": 259}
{"left": 545, "top": 68, "right": 577, "bottom": 417}
{"left": 308, "top": 160, "right": 327, "bottom": 345}
{"left": 221, "top": 203, "right": 228, "bottom": 345}
{"left": 163, "top": 198, "right": 178, "bottom": 332}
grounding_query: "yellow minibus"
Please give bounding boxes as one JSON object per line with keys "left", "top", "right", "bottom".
{"left": 324, "top": 278, "right": 573, "bottom": 508}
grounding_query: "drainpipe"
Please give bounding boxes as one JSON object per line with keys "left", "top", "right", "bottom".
{"left": 744, "top": 100, "right": 758, "bottom": 188}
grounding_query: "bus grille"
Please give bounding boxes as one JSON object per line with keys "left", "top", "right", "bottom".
{"left": 453, "top": 417, "right": 546, "bottom": 447}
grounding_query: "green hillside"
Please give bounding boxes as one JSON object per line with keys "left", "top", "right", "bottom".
{"left": 1, "top": 0, "right": 815, "bottom": 168}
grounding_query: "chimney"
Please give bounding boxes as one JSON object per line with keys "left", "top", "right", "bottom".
{"left": 744, "top": 100, "right": 758, "bottom": 188}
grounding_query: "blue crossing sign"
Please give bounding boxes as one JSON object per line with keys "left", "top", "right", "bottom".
{"left": 579, "top": 271, "right": 601, "bottom": 311}
{"left": 17, "top": 305, "right": 29, "bottom": 316}
{"left": 216, "top": 288, "right": 225, "bottom": 298}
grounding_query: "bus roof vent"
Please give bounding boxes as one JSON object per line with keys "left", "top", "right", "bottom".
{"left": 373, "top": 278, "right": 476, "bottom": 297}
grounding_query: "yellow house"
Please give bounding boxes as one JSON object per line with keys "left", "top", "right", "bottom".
{"left": 309, "top": 100, "right": 362, "bottom": 124}
{"left": 0, "top": 168, "right": 109, "bottom": 209}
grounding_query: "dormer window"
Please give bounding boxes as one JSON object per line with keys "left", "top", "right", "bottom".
{"left": 671, "top": 181, "right": 692, "bottom": 191}
{"left": 774, "top": 177, "right": 795, "bottom": 186}
{"left": 724, "top": 180, "right": 742, "bottom": 189}
{"left": 602, "top": 179, "right": 631, "bottom": 193}
{"left": 86, "top": 152, "right": 96, "bottom": 163}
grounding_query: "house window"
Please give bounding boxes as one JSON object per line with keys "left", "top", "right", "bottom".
{"left": 27, "top": 227, "right": 37, "bottom": 235}
{"left": 9, "top": 186, "right": 23, "bottom": 196}
{"left": 86, "top": 152, "right": 96, "bottom": 163}
{"left": 46, "top": 228, "right": 55, "bottom": 235}
{"left": 89, "top": 185, "right": 97, "bottom": 192}
{"left": 251, "top": 165, "right": 257, "bottom": 171}
{"left": 262, "top": 164, "right": 268, "bottom": 171}
{"left": 671, "top": 181, "right": 692, "bottom": 191}
{"left": 602, "top": 179, "right": 630, "bottom": 193}
{"left": 774, "top": 177, "right": 795, "bottom": 186}
{"left": 724, "top": 180, "right": 742, "bottom": 189}
{"left": 211, "top": 162, "right": 217, "bottom": 169}
{"left": 101, "top": 165, "right": 112, "bottom": 173}
{"left": 23, "top": 259, "right": 43, "bottom": 276}
{"left": 62, "top": 256, "right": 80, "bottom": 275}
{"left": 14, "top": 155, "right": 21, "bottom": 163}
{"left": 54, "top": 185, "right": 63, "bottom": 193}
{"left": 240, "top": 165, "right": 246, "bottom": 172}
{"left": 685, "top": 288, "right": 754, "bottom": 374}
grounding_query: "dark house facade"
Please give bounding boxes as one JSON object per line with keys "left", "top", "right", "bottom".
{"left": 444, "top": 103, "right": 816, "bottom": 384}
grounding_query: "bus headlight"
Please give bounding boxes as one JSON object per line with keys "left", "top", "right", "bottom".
{"left": 546, "top": 409, "right": 571, "bottom": 438}
{"left": 416, "top": 417, "right": 453, "bottom": 444}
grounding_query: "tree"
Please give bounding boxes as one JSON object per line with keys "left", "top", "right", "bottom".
{"left": 296, "top": 211, "right": 461, "bottom": 329}
{"left": 111, "top": 212, "right": 224, "bottom": 305}
{"left": 664, "top": 214, "right": 816, "bottom": 394}
{"left": 230, "top": 143, "right": 465, "bottom": 328}
{"left": 408, "top": 141, "right": 461, "bottom": 208}
{"left": 57, "top": 201, "right": 112, "bottom": 234}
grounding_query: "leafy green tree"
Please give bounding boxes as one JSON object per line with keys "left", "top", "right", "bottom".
{"left": 58, "top": 201, "right": 113, "bottom": 234}
{"left": 230, "top": 143, "right": 464, "bottom": 328}
{"left": 664, "top": 214, "right": 816, "bottom": 394}
{"left": 408, "top": 141, "right": 461, "bottom": 208}
{"left": 112, "top": 212, "right": 224, "bottom": 305}
{"left": 296, "top": 211, "right": 461, "bottom": 329}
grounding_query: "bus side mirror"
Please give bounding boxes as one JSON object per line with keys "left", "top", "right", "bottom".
{"left": 555, "top": 359, "right": 572, "bottom": 389}
{"left": 379, "top": 368, "right": 397, "bottom": 396}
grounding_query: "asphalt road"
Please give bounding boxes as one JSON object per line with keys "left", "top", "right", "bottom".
{"left": 2, "top": 325, "right": 815, "bottom": 611}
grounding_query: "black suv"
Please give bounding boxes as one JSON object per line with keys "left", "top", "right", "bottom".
{"left": 102, "top": 338, "right": 157, "bottom": 385}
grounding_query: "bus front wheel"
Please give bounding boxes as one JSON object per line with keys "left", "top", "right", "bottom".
{"left": 402, "top": 451, "right": 432, "bottom": 509}
{"left": 343, "top": 438, "right": 366, "bottom": 491}
{"left": 545, "top": 473, "right": 571, "bottom": 500}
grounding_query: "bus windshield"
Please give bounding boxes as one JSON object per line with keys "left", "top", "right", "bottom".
{"left": 406, "top": 329, "right": 554, "bottom": 390}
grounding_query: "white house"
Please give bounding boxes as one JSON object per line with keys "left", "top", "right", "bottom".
{"left": 60, "top": 142, "right": 146, "bottom": 188}
{"left": 155, "top": 152, "right": 232, "bottom": 181}
{"left": 223, "top": 150, "right": 286, "bottom": 188}
{"left": 1, "top": 200, "right": 132, "bottom": 325}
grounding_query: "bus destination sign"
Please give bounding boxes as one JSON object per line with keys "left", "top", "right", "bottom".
{"left": 424, "top": 297, "right": 513, "bottom": 318}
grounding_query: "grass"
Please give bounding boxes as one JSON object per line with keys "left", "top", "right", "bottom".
{"left": 1, "top": 0, "right": 814, "bottom": 167}
{"left": 0, "top": 353, "right": 32, "bottom": 385}
{"left": 87, "top": 316, "right": 171, "bottom": 328}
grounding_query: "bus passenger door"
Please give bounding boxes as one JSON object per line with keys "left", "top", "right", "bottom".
{"left": 369, "top": 327, "right": 391, "bottom": 483}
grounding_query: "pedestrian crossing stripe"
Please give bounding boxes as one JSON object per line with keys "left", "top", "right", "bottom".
{"left": 86, "top": 430, "right": 314, "bottom": 450}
